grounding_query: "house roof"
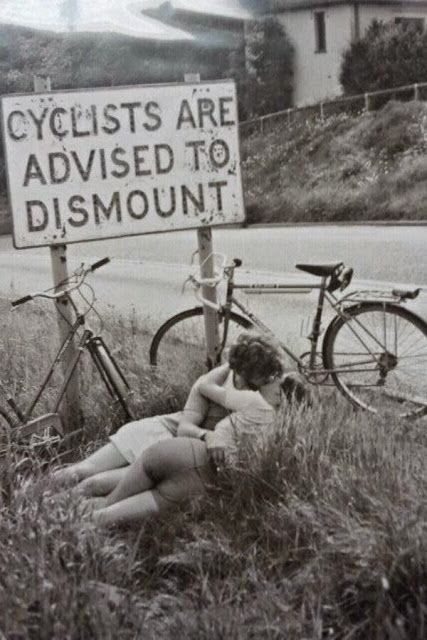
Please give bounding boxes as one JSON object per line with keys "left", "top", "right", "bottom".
{"left": 135, "top": 1, "right": 260, "bottom": 22}
{"left": 0, "top": 0, "right": 194, "bottom": 40}
{"left": 267, "top": 0, "right": 427, "bottom": 11}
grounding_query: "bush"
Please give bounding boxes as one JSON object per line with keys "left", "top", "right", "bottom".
{"left": 340, "top": 20, "right": 427, "bottom": 95}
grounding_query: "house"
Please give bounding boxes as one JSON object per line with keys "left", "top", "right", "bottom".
{"left": 267, "top": 0, "right": 427, "bottom": 106}
{"left": 138, "top": 1, "right": 255, "bottom": 50}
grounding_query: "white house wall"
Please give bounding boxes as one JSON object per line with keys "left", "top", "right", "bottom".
{"left": 278, "top": 5, "right": 354, "bottom": 106}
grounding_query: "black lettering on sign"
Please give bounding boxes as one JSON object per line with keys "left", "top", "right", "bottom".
{"left": 144, "top": 101, "right": 162, "bottom": 131}
{"left": 121, "top": 102, "right": 141, "bottom": 134}
{"left": 209, "top": 139, "right": 230, "bottom": 169}
{"left": 71, "top": 106, "right": 91, "bottom": 137}
{"left": 134, "top": 146, "right": 150, "bottom": 177}
{"left": 111, "top": 147, "right": 130, "bottom": 178}
{"left": 155, "top": 144, "right": 174, "bottom": 174}
{"left": 68, "top": 195, "right": 89, "bottom": 227}
{"left": 93, "top": 192, "right": 122, "bottom": 225}
{"left": 71, "top": 149, "right": 96, "bottom": 182}
{"left": 182, "top": 184, "right": 204, "bottom": 215}
{"left": 50, "top": 107, "right": 68, "bottom": 139}
{"left": 49, "top": 152, "right": 70, "bottom": 184}
{"left": 185, "top": 140, "right": 205, "bottom": 171}
{"left": 26, "top": 200, "right": 48, "bottom": 232}
{"left": 102, "top": 104, "right": 120, "bottom": 135}
{"left": 53, "top": 197, "right": 62, "bottom": 229}
{"left": 176, "top": 100, "right": 196, "bottom": 130}
{"left": 7, "top": 110, "right": 26, "bottom": 141}
{"left": 127, "top": 190, "right": 149, "bottom": 219}
{"left": 209, "top": 180, "right": 227, "bottom": 212}
{"left": 154, "top": 187, "right": 176, "bottom": 217}
{"left": 91, "top": 105, "right": 98, "bottom": 136}
{"left": 23, "top": 154, "right": 46, "bottom": 186}
{"left": 27, "top": 108, "right": 48, "bottom": 141}
{"left": 219, "top": 97, "right": 235, "bottom": 126}
{"left": 198, "top": 98, "right": 217, "bottom": 128}
{"left": 99, "top": 148, "right": 107, "bottom": 179}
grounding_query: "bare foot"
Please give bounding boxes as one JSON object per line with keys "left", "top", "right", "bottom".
{"left": 81, "top": 496, "right": 108, "bottom": 513}
{"left": 50, "top": 465, "right": 82, "bottom": 487}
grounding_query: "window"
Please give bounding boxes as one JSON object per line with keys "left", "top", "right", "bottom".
{"left": 314, "top": 11, "right": 326, "bottom": 53}
{"left": 395, "top": 17, "right": 424, "bottom": 33}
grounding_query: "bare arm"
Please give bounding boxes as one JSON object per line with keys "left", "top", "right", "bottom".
{"left": 177, "top": 364, "right": 230, "bottom": 438}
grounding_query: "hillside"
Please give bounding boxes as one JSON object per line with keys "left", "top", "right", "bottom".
{"left": 1, "top": 100, "right": 427, "bottom": 235}
{"left": 241, "top": 100, "right": 427, "bottom": 224}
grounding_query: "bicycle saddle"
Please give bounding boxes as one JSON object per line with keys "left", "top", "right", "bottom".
{"left": 296, "top": 262, "right": 343, "bottom": 277}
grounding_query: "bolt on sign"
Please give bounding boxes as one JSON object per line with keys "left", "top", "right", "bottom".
{"left": 1, "top": 80, "right": 245, "bottom": 248}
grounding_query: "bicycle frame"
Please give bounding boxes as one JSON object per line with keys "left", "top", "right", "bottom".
{"left": 216, "top": 267, "right": 411, "bottom": 384}
{"left": 1, "top": 270, "right": 135, "bottom": 436}
{"left": 228, "top": 277, "right": 333, "bottom": 374}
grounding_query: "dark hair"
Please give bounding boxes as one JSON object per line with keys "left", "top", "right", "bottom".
{"left": 228, "top": 332, "right": 284, "bottom": 382}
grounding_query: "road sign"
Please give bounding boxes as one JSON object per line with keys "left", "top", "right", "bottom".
{"left": 1, "top": 80, "right": 245, "bottom": 248}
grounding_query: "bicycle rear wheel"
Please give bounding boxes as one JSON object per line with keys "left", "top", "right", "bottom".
{"left": 323, "top": 302, "right": 427, "bottom": 419}
{"left": 149, "top": 307, "right": 252, "bottom": 380}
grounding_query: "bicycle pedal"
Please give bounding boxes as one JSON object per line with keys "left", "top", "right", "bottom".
{"left": 17, "top": 413, "right": 64, "bottom": 439}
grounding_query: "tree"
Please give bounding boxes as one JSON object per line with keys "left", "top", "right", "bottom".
{"left": 239, "top": 16, "right": 293, "bottom": 118}
{"left": 340, "top": 20, "right": 427, "bottom": 94}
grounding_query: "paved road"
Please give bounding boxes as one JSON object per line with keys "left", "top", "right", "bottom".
{"left": 0, "top": 226, "right": 426, "bottom": 354}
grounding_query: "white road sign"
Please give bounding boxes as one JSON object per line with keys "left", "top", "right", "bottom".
{"left": 1, "top": 80, "right": 245, "bottom": 248}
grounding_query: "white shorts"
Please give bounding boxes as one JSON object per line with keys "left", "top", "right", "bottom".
{"left": 109, "top": 413, "right": 179, "bottom": 464}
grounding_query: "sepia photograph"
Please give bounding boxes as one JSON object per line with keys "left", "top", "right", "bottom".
{"left": 0, "top": 1, "right": 426, "bottom": 638}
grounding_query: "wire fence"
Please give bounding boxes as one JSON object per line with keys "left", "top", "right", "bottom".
{"left": 239, "top": 81, "right": 427, "bottom": 136}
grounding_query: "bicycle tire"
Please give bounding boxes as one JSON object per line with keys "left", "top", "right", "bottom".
{"left": 149, "top": 307, "right": 252, "bottom": 377}
{"left": 90, "top": 340, "right": 135, "bottom": 421}
{"left": 322, "top": 302, "right": 427, "bottom": 419}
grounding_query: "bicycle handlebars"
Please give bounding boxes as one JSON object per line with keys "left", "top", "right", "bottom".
{"left": 11, "top": 257, "right": 111, "bottom": 307}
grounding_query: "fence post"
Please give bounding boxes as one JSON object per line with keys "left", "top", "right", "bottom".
{"left": 33, "top": 75, "right": 80, "bottom": 431}
{"left": 287, "top": 108, "right": 292, "bottom": 126}
{"left": 364, "top": 93, "right": 370, "bottom": 112}
{"left": 319, "top": 102, "right": 324, "bottom": 121}
{"left": 414, "top": 83, "right": 419, "bottom": 101}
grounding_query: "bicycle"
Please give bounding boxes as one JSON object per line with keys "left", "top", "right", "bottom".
{"left": 150, "top": 254, "right": 427, "bottom": 419}
{"left": 0, "top": 257, "right": 135, "bottom": 450}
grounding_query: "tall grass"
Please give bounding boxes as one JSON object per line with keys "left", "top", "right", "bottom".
{"left": 241, "top": 100, "right": 427, "bottom": 223}
{"left": 0, "top": 303, "right": 425, "bottom": 639}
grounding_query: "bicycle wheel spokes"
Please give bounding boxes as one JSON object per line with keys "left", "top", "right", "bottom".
{"left": 149, "top": 308, "right": 251, "bottom": 382}
{"left": 325, "top": 303, "right": 427, "bottom": 418}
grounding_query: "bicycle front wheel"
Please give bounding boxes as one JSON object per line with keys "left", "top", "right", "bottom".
{"left": 149, "top": 307, "right": 252, "bottom": 379}
{"left": 323, "top": 303, "right": 427, "bottom": 419}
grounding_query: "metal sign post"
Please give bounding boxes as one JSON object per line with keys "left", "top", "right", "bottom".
{"left": 33, "top": 75, "right": 79, "bottom": 430}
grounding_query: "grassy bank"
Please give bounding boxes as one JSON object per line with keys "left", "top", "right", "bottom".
{"left": 0, "top": 302, "right": 426, "bottom": 638}
{"left": 241, "top": 100, "right": 427, "bottom": 224}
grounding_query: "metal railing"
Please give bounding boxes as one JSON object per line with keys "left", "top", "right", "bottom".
{"left": 240, "top": 81, "right": 427, "bottom": 136}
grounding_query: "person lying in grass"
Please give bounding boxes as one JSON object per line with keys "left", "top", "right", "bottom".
{"left": 53, "top": 332, "right": 306, "bottom": 510}
{"left": 75, "top": 333, "right": 306, "bottom": 526}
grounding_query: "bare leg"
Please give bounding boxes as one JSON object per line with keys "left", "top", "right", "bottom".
{"left": 72, "top": 467, "right": 129, "bottom": 497}
{"left": 103, "top": 454, "right": 154, "bottom": 507}
{"left": 51, "top": 443, "right": 128, "bottom": 485}
{"left": 92, "top": 491, "right": 162, "bottom": 526}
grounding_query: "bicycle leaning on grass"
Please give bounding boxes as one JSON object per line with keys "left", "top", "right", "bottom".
{"left": 0, "top": 257, "right": 135, "bottom": 450}
{"left": 150, "top": 254, "right": 427, "bottom": 419}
